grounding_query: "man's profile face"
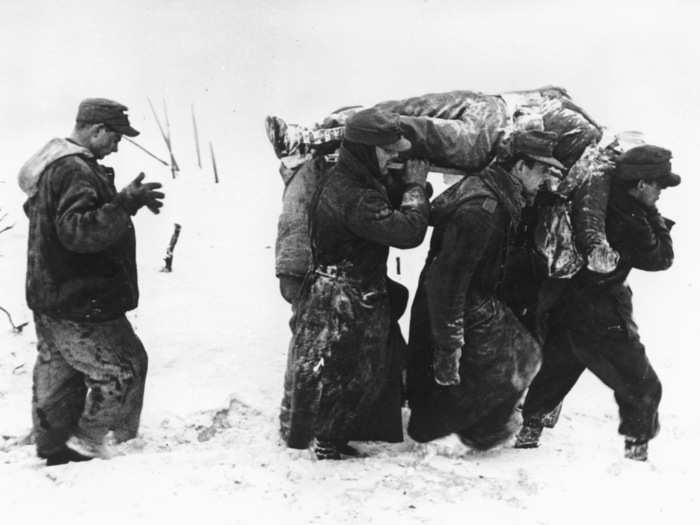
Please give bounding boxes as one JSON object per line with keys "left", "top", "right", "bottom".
{"left": 90, "top": 125, "right": 122, "bottom": 159}
{"left": 515, "top": 160, "right": 550, "bottom": 196}
{"left": 375, "top": 145, "right": 399, "bottom": 176}
{"left": 634, "top": 179, "right": 662, "bottom": 207}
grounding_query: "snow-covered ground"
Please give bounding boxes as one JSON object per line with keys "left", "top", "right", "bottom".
{"left": 2, "top": 1, "right": 700, "bottom": 523}
{"left": 1, "top": 169, "right": 698, "bottom": 525}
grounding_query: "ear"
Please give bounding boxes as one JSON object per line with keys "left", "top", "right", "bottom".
{"left": 512, "top": 159, "right": 524, "bottom": 174}
{"left": 91, "top": 123, "right": 107, "bottom": 137}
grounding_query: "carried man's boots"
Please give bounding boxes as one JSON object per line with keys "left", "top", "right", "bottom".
{"left": 624, "top": 437, "right": 649, "bottom": 462}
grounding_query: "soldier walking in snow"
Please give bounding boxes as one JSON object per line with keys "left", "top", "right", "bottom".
{"left": 283, "top": 108, "right": 430, "bottom": 459}
{"left": 515, "top": 145, "right": 679, "bottom": 461}
{"left": 406, "top": 130, "right": 564, "bottom": 449}
{"left": 19, "top": 98, "right": 165, "bottom": 465}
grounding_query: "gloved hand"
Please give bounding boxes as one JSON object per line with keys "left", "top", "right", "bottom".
{"left": 402, "top": 159, "right": 430, "bottom": 187}
{"left": 648, "top": 211, "right": 675, "bottom": 233}
{"left": 586, "top": 242, "right": 619, "bottom": 273}
{"left": 119, "top": 173, "right": 165, "bottom": 215}
{"left": 433, "top": 347, "right": 461, "bottom": 386}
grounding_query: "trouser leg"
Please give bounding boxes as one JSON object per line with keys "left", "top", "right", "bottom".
{"left": 568, "top": 330, "right": 661, "bottom": 441}
{"left": 32, "top": 317, "right": 86, "bottom": 457}
{"left": 521, "top": 324, "right": 586, "bottom": 423}
{"left": 111, "top": 322, "right": 148, "bottom": 443}
{"left": 35, "top": 314, "right": 148, "bottom": 448}
{"left": 279, "top": 276, "right": 303, "bottom": 440}
{"left": 279, "top": 335, "right": 296, "bottom": 441}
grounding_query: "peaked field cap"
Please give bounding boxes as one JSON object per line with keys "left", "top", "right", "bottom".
{"left": 344, "top": 108, "right": 411, "bottom": 151}
{"left": 615, "top": 144, "right": 681, "bottom": 188}
{"left": 76, "top": 98, "right": 139, "bottom": 137}
{"left": 511, "top": 130, "right": 565, "bottom": 171}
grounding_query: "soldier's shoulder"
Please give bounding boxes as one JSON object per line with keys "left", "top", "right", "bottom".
{"left": 49, "top": 153, "right": 93, "bottom": 175}
{"left": 457, "top": 177, "right": 500, "bottom": 212}
{"left": 480, "top": 196, "right": 498, "bottom": 214}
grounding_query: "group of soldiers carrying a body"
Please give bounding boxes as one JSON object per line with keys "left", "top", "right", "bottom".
{"left": 17, "top": 96, "right": 677, "bottom": 466}
{"left": 276, "top": 106, "right": 679, "bottom": 462}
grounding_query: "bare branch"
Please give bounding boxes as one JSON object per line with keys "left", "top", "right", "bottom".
{"left": 0, "top": 306, "right": 28, "bottom": 334}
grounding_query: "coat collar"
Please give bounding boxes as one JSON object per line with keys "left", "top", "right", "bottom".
{"left": 334, "top": 144, "right": 386, "bottom": 193}
{"left": 480, "top": 165, "right": 526, "bottom": 225}
{"left": 609, "top": 186, "right": 655, "bottom": 219}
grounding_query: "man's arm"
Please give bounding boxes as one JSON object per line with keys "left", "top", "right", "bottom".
{"left": 344, "top": 184, "right": 429, "bottom": 249}
{"left": 53, "top": 160, "right": 134, "bottom": 253}
{"left": 615, "top": 209, "right": 674, "bottom": 272}
{"left": 425, "top": 201, "right": 497, "bottom": 352}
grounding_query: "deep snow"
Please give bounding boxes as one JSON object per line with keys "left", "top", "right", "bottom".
{"left": 2, "top": 1, "right": 700, "bottom": 523}
{"left": 1, "top": 171, "right": 698, "bottom": 525}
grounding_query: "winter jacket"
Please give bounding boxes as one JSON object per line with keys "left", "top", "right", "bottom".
{"left": 574, "top": 188, "right": 674, "bottom": 289}
{"left": 312, "top": 145, "right": 429, "bottom": 284}
{"left": 275, "top": 156, "right": 327, "bottom": 279}
{"left": 555, "top": 187, "right": 674, "bottom": 339}
{"left": 23, "top": 148, "right": 138, "bottom": 321}
{"left": 423, "top": 166, "right": 525, "bottom": 352}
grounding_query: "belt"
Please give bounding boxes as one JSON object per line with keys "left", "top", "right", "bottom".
{"left": 314, "top": 264, "right": 360, "bottom": 283}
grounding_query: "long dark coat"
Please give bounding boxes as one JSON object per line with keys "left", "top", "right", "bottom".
{"left": 406, "top": 166, "right": 541, "bottom": 448}
{"left": 284, "top": 143, "right": 429, "bottom": 449}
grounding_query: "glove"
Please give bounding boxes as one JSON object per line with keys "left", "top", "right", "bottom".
{"left": 648, "top": 211, "right": 674, "bottom": 233}
{"left": 118, "top": 173, "right": 165, "bottom": 215}
{"left": 402, "top": 159, "right": 429, "bottom": 187}
{"left": 433, "top": 347, "right": 461, "bottom": 386}
{"left": 586, "top": 242, "right": 619, "bottom": 273}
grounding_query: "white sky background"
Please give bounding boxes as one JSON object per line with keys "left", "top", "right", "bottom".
{"left": 1, "top": 0, "right": 699, "bottom": 442}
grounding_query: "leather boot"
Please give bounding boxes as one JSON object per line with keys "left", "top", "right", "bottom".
{"left": 624, "top": 437, "right": 648, "bottom": 461}
{"left": 514, "top": 422, "right": 543, "bottom": 449}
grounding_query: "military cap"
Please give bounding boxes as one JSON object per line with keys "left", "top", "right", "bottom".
{"left": 615, "top": 144, "right": 680, "bottom": 188}
{"left": 344, "top": 108, "right": 411, "bottom": 152}
{"left": 511, "top": 130, "right": 565, "bottom": 171}
{"left": 76, "top": 98, "right": 139, "bottom": 137}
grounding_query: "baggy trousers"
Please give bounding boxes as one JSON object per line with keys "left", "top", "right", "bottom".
{"left": 32, "top": 313, "right": 148, "bottom": 457}
{"left": 521, "top": 286, "right": 661, "bottom": 441}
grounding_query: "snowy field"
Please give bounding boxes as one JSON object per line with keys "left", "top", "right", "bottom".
{"left": 1, "top": 172, "right": 698, "bottom": 525}
{"left": 2, "top": 1, "right": 700, "bottom": 524}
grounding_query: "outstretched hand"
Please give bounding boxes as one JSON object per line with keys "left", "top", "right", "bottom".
{"left": 122, "top": 172, "right": 165, "bottom": 214}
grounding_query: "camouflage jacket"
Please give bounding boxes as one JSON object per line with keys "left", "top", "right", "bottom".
{"left": 24, "top": 153, "right": 138, "bottom": 321}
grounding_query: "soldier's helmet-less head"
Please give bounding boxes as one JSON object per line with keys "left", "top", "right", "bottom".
{"left": 76, "top": 98, "right": 140, "bottom": 137}
{"left": 510, "top": 130, "right": 565, "bottom": 171}
{"left": 344, "top": 108, "right": 411, "bottom": 152}
{"left": 614, "top": 145, "right": 681, "bottom": 188}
